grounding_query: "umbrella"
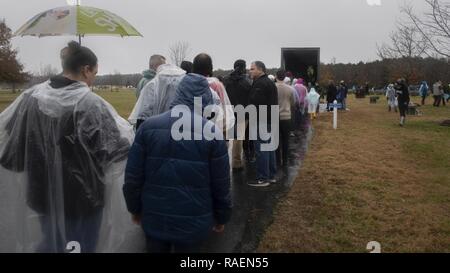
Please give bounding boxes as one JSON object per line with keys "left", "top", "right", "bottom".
{"left": 14, "top": 4, "right": 142, "bottom": 44}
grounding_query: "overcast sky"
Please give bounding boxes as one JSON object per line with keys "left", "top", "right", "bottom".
{"left": 1, "top": 0, "right": 429, "bottom": 75}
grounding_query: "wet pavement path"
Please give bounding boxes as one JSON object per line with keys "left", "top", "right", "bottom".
{"left": 200, "top": 125, "right": 313, "bottom": 253}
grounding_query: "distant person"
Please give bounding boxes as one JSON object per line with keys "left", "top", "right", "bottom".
{"left": 446, "top": 84, "right": 450, "bottom": 103}
{"left": 395, "top": 78, "right": 410, "bottom": 127}
{"left": 135, "top": 55, "right": 166, "bottom": 98}
{"left": 338, "top": 80, "right": 348, "bottom": 110}
{"left": 129, "top": 62, "right": 186, "bottom": 129}
{"left": 223, "top": 59, "right": 252, "bottom": 171}
{"left": 326, "top": 80, "right": 337, "bottom": 111}
{"left": 283, "top": 77, "right": 291, "bottom": 85}
{"left": 0, "top": 41, "right": 134, "bottom": 253}
{"left": 180, "top": 61, "right": 193, "bottom": 74}
{"left": 293, "top": 78, "right": 308, "bottom": 130}
{"left": 248, "top": 61, "right": 278, "bottom": 187}
{"left": 275, "top": 69, "right": 295, "bottom": 167}
{"left": 364, "top": 82, "right": 370, "bottom": 96}
{"left": 123, "top": 72, "right": 232, "bottom": 253}
{"left": 418, "top": 81, "right": 429, "bottom": 105}
{"left": 385, "top": 83, "right": 398, "bottom": 112}
{"left": 433, "top": 81, "right": 443, "bottom": 107}
{"left": 306, "top": 87, "right": 320, "bottom": 120}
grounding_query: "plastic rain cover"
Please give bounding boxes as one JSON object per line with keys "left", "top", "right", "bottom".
{"left": 128, "top": 64, "right": 186, "bottom": 125}
{"left": 306, "top": 88, "right": 320, "bottom": 114}
{"left": 0, "top": 81, "right": 143, "bottom": 253}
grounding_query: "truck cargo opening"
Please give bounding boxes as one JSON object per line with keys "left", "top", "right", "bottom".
{"left": 281, "top": 47, "right": 320, "bottom": 84}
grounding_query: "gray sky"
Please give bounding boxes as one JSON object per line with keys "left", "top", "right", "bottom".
{"left": 1, "top": 0, "right": 429, "bottom": 75}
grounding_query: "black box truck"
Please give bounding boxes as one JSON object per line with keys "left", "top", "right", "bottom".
{"left": 281, "top": 47, "right": 320, "bottom": 84}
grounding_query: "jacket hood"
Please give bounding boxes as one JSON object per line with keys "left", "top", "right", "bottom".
{"left": 142, "top": 69, "right": 156, "bottom": 79}
{"left": 156, "top": 64, "right": 186, "bottom": 77}
{"left": 170, "top": 73, "right": 213, "bottom": 110}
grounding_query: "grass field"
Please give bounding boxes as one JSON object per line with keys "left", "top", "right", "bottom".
{"left": 0, "top": 89, "right": 136, "bottom": 118}
{"left": 258, "top": 95, "right": 450, "bottom": 252}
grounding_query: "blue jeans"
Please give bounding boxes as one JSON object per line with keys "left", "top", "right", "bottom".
{"left": 255, "top": 139, "right": 277, "bottom": 181}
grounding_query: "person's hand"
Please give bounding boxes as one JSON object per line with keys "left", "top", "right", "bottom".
{"left": 132, "top": 214, "right": 141, "bottom": 225}
{"left": 213, "top": 224, "right": 225, "bottom": 233}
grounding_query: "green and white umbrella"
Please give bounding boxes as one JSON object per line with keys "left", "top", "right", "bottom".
{"left": 14, "top": 5, "right": 142, "bottom": 42}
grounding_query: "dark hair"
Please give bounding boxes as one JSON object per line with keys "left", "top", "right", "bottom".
{"left": 234, "top": 59, "right": 246, "bottom": 73}
{"left": 180, "top": 61, "right": 193, "bottom": 74}
{"left": 193, "top": 53, "right": 213, "bottom": 77}
{"left": 276, "top": 69, "right": 286, "bottom": 81}
{"left": 63, "top": 41, "right": 98, "bottom": 74}
{"left": 252, "top": 61, "right": 266, "bottom": 73}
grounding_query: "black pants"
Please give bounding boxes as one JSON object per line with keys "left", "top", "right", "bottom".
{"left": 421, "top": 96, "right": 426, "bottom": 105}
{"left": 277, "top": 120, "right": 291, "bottom": 166}
{"left": 433, "top": 95, "right": 442, "bottom": 107}
{"left": 243, "top": 121, "right": 255, "bottom": 160}
{"left": 146, "top": 236, "right": 202, "bottom": 253}
{"left": 398, "top": 101, "right": 408, "bottom": 117}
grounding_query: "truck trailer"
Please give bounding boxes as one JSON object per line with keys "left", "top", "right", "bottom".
{"left": 281, "top": 47, "right": 320, "bottom": 84}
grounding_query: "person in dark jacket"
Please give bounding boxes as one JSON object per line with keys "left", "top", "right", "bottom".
{"left": 395, "top": 78, "right": 410, "bottom": 127}
{"left": 180, "top": 61, "right": 193, "bottom": 74}
{"left": 338, "top": 80, "right": 348, "bottom": 110}
{"left": 326, "top": 80, "right": 337, "bottom": 111}
{"left": 223, "top": 60, "right": 252, "bottom": 170}
{"left": 123, "top": 73, "right": 232, "bottom": 253}
{"left": 247, "top": 61, "right": 278, "bottom": 187}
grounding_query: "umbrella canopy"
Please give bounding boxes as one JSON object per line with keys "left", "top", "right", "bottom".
{"left": 14, "top": 5, "right": 142, "bottom": 38}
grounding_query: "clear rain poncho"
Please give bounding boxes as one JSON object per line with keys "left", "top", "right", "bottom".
{"left": 306, "top": 87, "right": 320, "bottom": 114}
{"left": 128, "top": 64, "right": 186, "bottom": 125}
{"left": 0, "top": 81, "right": 143, "bottom": 253}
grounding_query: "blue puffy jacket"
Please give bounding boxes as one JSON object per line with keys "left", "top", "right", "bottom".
{"left": 123, "top": 73, "right": 232, "bottom": 244}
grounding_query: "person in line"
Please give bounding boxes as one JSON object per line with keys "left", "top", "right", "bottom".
{"left": 306, "top": 87, "right": 320, "bottom": 120}
{"left": 180, "top": 61, "right": 193, "bottom": 74}
{"left": 275, "top": 69, "right": 295, "bottom": 167}
{"left": 293, "top": 78, "right": 308, "bottom": 131}
{"left": 247, "top": 61, "right": 278, "bottom": 187}
{"left": 135, "top": 55, "right": 166, "bottom": 98}
{"left": 223, "top": 60, "right": 252, "bottom": 171}
{"left": 129, "top": 59, "right": 186, "bottom": 129}
{"left": 123, "top": 72, "right": 232, "bottom": 253}
{"left": 192, "top": 54, "right": 236, "bottom": 142}
{"left": 0, "top": 41, "right": 134, "bottom": 253}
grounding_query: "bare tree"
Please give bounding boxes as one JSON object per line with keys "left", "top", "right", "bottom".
{"left": 169, "top": 41, "right": 191, "bottom": 66}
{"left": 376, "top": 21, "right": 429, "bottom": 59}
{"left": 376, "top": 21, "right": 430, "bottom": 84}
{"left": 38, "top": 64, "right": 59, "bottom": 78}
{"left": 402, "top": 0, "right": 450, "bottom": 58}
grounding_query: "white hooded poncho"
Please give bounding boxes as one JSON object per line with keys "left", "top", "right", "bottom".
{"left": 0, "top": 81, "right": 142, "bottom": 253}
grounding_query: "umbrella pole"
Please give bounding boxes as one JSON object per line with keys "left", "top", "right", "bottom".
{"left": 77, "top": 0, "right": 81, "bottom": 45}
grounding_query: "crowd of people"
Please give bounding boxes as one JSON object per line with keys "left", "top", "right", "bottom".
{"left": 0, "top": 41, "right": 322, "bottom": 253}
{"left": 384, "top": 79, "right": 449, "bottom": 127}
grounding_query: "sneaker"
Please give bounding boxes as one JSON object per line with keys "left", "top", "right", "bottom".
{"left": 248, "top": 180, "right": 270, "bottom": 187}
{"left": 268, "top": 178, "right": 277, "bottom": 184}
